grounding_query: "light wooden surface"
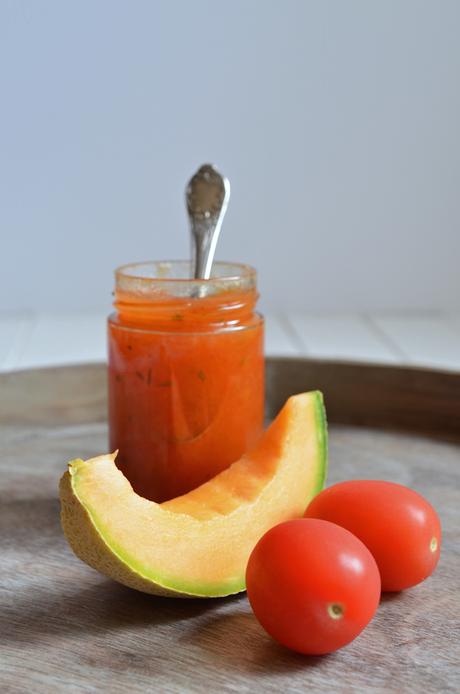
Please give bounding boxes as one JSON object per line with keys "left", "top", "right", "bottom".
{"left": 2, "top": 311, "right": 460, "bottom": 372}
{"left": 1, "top": 362, "right": 459, "bottom": 693}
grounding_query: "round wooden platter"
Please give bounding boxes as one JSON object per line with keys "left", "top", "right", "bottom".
{"left": 1, "top": 360, "right": 459, "bottom": 694}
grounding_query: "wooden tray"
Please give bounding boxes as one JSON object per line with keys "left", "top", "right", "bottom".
{"left": 2, "top": 360, "right": 459, "bottom": 693}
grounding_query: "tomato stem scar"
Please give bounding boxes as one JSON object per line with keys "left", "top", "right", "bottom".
{"left": 328, "top": 603, "right": 344, "bottom": 620}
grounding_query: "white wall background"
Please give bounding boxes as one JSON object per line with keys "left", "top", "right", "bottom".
{"left": 1, "top": 0, "right": 459, "bottom": 314}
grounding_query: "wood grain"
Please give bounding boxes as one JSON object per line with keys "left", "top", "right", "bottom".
{"left": 266, "top": 358, "right": 460, "bottom": 439}
{"left": 1, "top": 361, "right": 459, "bottom": 693}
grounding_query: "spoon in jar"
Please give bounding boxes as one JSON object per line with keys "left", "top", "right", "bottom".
{"left": 186, "top": 163, "right": 230, "bottom": 280}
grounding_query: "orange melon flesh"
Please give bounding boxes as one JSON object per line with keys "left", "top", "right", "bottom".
{"left": 60, "top": 391, "right": 327, "bottom": 598}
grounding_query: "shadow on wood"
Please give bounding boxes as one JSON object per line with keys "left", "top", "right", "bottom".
{"left": 186, "top": 610, "right": 328, "bottom": 674}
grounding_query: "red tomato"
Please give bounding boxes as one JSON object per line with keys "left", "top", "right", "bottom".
{"left": 305, "top": 480, "right": 441, "bottom": 592}
{"left": 246, "top": 519, "right": 380, "bottom": 655}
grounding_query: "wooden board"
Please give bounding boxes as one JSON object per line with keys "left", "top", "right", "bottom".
{"left": 1, "top": 361, "right": 459, "bottom": 693}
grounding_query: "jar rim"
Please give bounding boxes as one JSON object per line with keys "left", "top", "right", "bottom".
{"left": 115, "top": 260, "right": 256, "bottom": 285}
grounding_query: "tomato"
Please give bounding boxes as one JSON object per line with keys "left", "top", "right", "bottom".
{"left": 246, "top": 519, "right": 380, "bottom": 655}
{"left": 305, "top": 480, "right": 441, "bottom": 591}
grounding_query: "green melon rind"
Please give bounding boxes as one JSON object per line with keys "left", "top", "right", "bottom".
{"left": 60, "top": 391, "right": 328, "bottom": 598}
{"left": 313, "top": 391, "right": 328, "bottom": 494}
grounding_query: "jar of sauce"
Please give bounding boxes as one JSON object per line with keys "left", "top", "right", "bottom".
{"left": 108, "top": 261, "right": 264, "bottom": 502}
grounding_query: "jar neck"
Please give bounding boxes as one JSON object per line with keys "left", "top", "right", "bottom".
{"left": 114, "top": 287, "right": 259, "bottom": 332}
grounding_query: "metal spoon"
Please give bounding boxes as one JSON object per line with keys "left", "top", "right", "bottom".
{"left": 186, "top": 163, "right": 230, "bottom": 280}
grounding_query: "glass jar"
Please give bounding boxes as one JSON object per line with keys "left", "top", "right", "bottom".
{"left": 108, "top": 261, "right": 264, "bottom": 502}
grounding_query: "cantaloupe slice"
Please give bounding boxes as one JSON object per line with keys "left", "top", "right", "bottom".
{"left": 60, "top": 391, "right": 327, "bottom": 598}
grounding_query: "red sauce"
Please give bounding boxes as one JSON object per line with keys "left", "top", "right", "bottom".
{"left": 108, "top": 264, "right": 264, "bottom": 502}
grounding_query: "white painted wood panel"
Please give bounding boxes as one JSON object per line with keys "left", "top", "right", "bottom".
{"left": 0, "top": 313, "right": 35, "bottom": 372}
{"left": 1, "top": 312, "right": 460, "bottom": 372}
{"left": 446, "top": 313, "right": 460, "bottom": 338}
{"left": 12, "top": 313, "right": 107, "bottom": 371}
{"left": 371, "top": 313, "right": 460, "bottom": 371}
{"left": 286, "top": 314, "right": 401, "bottom": 364}
{"left": 264, "top": 314, "right": 301, "bottom": 357}
{"left": 0, "top": 312, "right": 301, "bottom": 370}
